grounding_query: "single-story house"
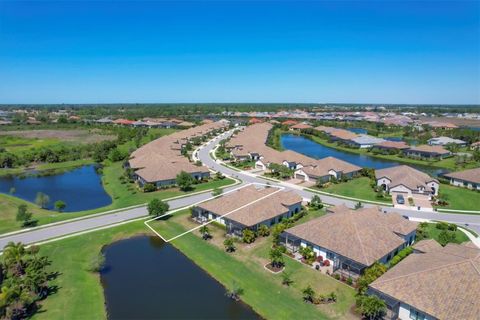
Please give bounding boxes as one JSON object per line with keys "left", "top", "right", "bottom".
{"left": 443, "top": 167, "right": 480, "bottom": 190}
{"left": 192, "top": 185, "right": 302, "bottom": 236}
{"left": 281, "top": 206, "right": 417, "bottom": 278}
{"left": 282, "top": 119, "right": 298, "bottom": 126}
{"left": 427, "top": 136, "right": 467, "bottom": 147}
{"left": 375, "top": 165, "right": 439, "bottom": 197}
{"left": 368, "top": 241, "right": 480, "bottom": 320}
{"left": 294, "top": 156, "right": 361, "bottom": 183}
{"left": 403, "top": 145, "right": 451, "bottom": 160}
{"left": 347, "top": 134, "right": 385, "bottom": 148}
{"left": 372, "top": 141, "right": 410, "bottom": 152}
{"left": 290, "top": 123, "right": 313, "bottom": 131}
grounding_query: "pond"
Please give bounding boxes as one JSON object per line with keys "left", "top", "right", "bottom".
{"left": 281, "top": 134, "right": 448, "bottom": 176}
{"left": 101, "top": 236, "right": 260, "bottom": 320}
{"left": 0, "top": 165, "right": 112, "bottom": 212}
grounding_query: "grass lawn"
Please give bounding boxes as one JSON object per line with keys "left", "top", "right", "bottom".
{"left": 436, "top": 184, "right": 480, "bottom": 211}
{"left": 419, "top": 223, "right": 469, "bottom": 244}
{"left": 150, "top": 208, "right": 357, "bottom": 320}
{"left": 318, "top": 177, "right": 391, "bottom": 203}
{"left": 0, "top": 161, "right": 236, "bottom": 234}
{"left": 31, "top": 221, "right": 149, "bottom": 320}
{"left": 0, "top": 159, "right": 95, "bottom": 177}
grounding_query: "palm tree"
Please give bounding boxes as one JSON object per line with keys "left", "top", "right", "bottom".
{"left": 302, "top": 285, "right": 315, "bottom": 303}
{"left": 223, "top": 238, "right": 236, "bottom": 253}
{"left": 3, "top": 242, "right": 26, "bottom": 276}
{"left": 199, "top": 225, "right": 211, "bottom": 240}
{"left": 269, "top": 247, "right": 285, "bottom": 269}
{"left": 281, "top": 271, "right": 293, "bottom": 286}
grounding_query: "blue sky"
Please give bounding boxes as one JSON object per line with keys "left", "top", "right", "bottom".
{"left": 0, "top": 1, "right": 478, "bottom": 104}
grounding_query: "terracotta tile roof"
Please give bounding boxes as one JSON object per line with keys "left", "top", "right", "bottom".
{"left": 282, "top": 120, "right": 298, "bottom": 126}
{"left": 370, "top": 244, "right": 480, "bottom": 320}
{"left": 290, "top": 123, "right": 313, "bottom": 130}
{"left": 314, "top": 126, "right": 338, "bottom": 134}
{"left": 444, "top": 168, "right": 480, "bottom": 185}
{"left": 329, "top": 129, "right": 358, "bottom": 140}
{"left": 300, "top": 156, "right": 361, "bottom": 178}
{"left": 249, "top": 118, "right": 264, "bottom": 124}
{"left": 284, "top": 206, "right": 418, "bottom": 266}
{"left": 375, "top": 140, "right": 409, "bottom": 150}
{"left": 375, "top": 165, "right": 438, "bottom": 191}
{"left": 113, "top": 119, "right": 135, "bottom": 125}
{"left": 196, "top": 185, "right": 302, "bottom": 227}
{"left": 406, "top": 144, "right": 450, "bottom": 155}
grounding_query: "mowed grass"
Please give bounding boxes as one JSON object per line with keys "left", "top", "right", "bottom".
{"left": 31, "top": 221, "right": 149, "bottom": 320}
{"left": 0, "top": 161, "right": 237, "bottom": 234}
{"left": 150, "top": 208, "right": 357, "bottom": 320}
{"left": 437, "top": 184, "right": 480, "bottom": 211}
{"left": 421, "top": 223, "right": 469, "bottom": 244}
{"left": 319, "top": 177, "right": 391, "bottom": 203}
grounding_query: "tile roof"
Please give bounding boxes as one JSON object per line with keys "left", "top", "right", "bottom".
{"left": 375, "top": 141, "right": 409, "bottom": 149}
{"left": 444, "top": 167, "right": 480, "bottom": 185}
{"left": 300, "top": 156, "right": 361, "bottom": 178}
{"left": 197, "top": 185, "right": 302, "bottom": 227}
{"left": 284, "top": 206, "right": 418, "bottom": 266}
{"left": 370, "top": 243, "right": 480, "bottom": 320}
{"left": 290, "top": 123, "right": 313, "bottom": 129}
{"left": 406, "top": 144, "right": 450, "bottom": 155}
{"left": 375, "top": 165, "right": 438, "bottom": 191}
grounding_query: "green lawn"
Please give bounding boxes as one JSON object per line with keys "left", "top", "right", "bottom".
{"left": 150, "top": 208, "right": 357, "bottom": 320}
{"left": 0, "top": 161, "right": 236, "bottom": 234}
{"left": 318, "top": 177, "right": 391, "bottom": 203}
{"left": 437, "top": 184, "right": 480, "bottom": 211}
{"left": 419, "top": 223, "right": 469, "bottom": 244}
{"left": 0, "top": 159, "right": 94, "bottom": 177}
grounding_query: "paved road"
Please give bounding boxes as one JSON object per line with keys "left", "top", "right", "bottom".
{"left": 1, "top": 129, "right": 479, "bottom": 249}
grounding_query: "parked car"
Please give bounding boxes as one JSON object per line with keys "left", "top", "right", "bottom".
{"left": 396, "top": 194, "right": 405, "bottom": 205}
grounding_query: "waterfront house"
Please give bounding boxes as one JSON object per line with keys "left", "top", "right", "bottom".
{"left": 403, "top": 145, "right": 451, "bottom": 160}
{"left": 375, "top": 165, "right": 439, "bottom": 197}
{"left": 294, "top": 156, "right": 361, "bottom": 183}
{"left": 427, "top": 136, "right": 466, "bottom": 147}
{"left": 368, "top": 241, "right": 480, "bottom": 320}
{"left": 372, "top": 141, "right": 410, "bottom": 153}
{"left": 290, "top": 123, "right": 313, "bottom": 131}
{"left": 281, "top": 206, "right": 417, "bottom": 278}
{"left": 443, "top": 167, "right": 480, "bottom": 190}
{"left": 192, "top": 185, "right": 302, "bottom": 236}
{"left": 347, "top": 134, "right": 385, "bottom": 148}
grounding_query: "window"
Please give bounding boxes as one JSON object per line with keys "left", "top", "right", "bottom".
{"left": 326, "top": 251, "right": 334, "bottom": 259}
{"left": 409, "top": 307, "right": 426, "bottom": 320}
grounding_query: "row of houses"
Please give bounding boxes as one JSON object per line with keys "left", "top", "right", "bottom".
{"left": 127, "top": 120, "right": 229, "bottom": 187}
{"left": 190, "top": 184, "right": 479, "bottom": 320}
{"left": 316, "top": 125, "right": 452, "bottom": 160}
{"left": 96, "top": 117, "right": 196, "bottom": 128}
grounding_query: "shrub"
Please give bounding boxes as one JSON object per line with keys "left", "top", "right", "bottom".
{"left": 448, "top": 223, "right": 457, "bottom": 231}
{"left": 346, "top": 277, "right": 353, "bottom": 285}
{"left": 143, "top": 183, "right": 157, "bottom": 192}
{"left": 88, "top": 253, "right": 106, "bottom": 272}
{"left": 356, "top": 295, "right": 386, "bottom": 320}
{"left": 223, "top": 238, "right": 236, "bottom": 253}
{"left": 436, "top": 221, "right": 449, "bottom": 230}
{"left": 258, "top": 225, "right": 270, "bottom": 237}
{"left": 242, "top": 229, "right": 256, "bottom": 244}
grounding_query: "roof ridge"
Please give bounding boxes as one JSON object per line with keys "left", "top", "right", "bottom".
{"left": 373, "top": 255, "right": 475, "bottom": 285}
{"left": 350, "top": 211, "right": 370, "bottom": 265}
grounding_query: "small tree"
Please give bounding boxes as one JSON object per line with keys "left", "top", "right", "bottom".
{"left": 355, "top": 201, "right": 363, "bottom": 209}
{"left": 176, "top": 171, "right": 195, "bottom": 191}
{"left": 356, "top": 295, "right": 387, "bottom": 320}
{"left": 16, "top": 204, "right": 33, "bottom": 227}
{"left": 281, "top": 271, "right": 293, "bottom": 286}
{"left": 54, "top": 200, "right": 66, "bottom": 212}
{"left": 35, "top": 192, "right": 50, "bottom": 209}
{"left": 310, "top": 195, "right": 323, "bottom": 210}
{"left": 223, "top": 238, "right": 236, "bottom": 253}
{"left": 302, "top": 285, "right": 315, "bottom": 303}
{"left": 258, "top": 225, "right": 270, "bottom": 237}
{"left": 199, "top": 225, "right": 211, "bottom": 240}
{"left": 438, "top": 230, "right": 456, "bottom": 246}
{"left": 269, "top": 247, "right": 285, "bottom": 269}
{"left": 215, "top": 171, "right": 225, "bottom": 180}
{"left": 147, "top": 198, "right": 169, "bottom": 217}
{"left": 242, "top": 229, "right": 256, "bottom": 244}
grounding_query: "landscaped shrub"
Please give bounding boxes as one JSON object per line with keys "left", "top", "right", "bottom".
{"left": 242, "top": 229, "right": 256, "bottom": 244}
{"left": 448, "top": 223, "right": 458, "bottom": 231}
{"left": 258, "top": 225, "right": 270, "bottom": 237}
{"left": 436, "top": 221, "right": 449, "bottom": 230}
{"left": 143, "top": 183, "right": 157, "bottom": 192}
{"left": 323, "top": 259, "right": 330, "bottom": 267}
{"left": 346, "top": 277, "right": 353, "bottom": 285}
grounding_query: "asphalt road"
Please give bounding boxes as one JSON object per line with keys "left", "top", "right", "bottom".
{"left": 1, "top": 129, "right": 479, "bottom": 249}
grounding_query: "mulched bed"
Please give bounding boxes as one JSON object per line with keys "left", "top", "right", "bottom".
{"left": 265, "top": 263, "right": 284, "bottom": 273}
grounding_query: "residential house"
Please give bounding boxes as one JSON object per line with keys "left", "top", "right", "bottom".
{"left": 403, "top": 145, "right": 451, "bottom": 160}
{"left": 368, "top": 241, "right": 480, "bottom": 320}
{"left": 282, "top": 119, "right": 298, "bottom": 126}
{"left": 372, "top": 141, "right": 410, "bottom": 153}
{"left": 427, "top": 136, "right": 467, "bottom": 147}
{"left": 375, "top": 165, "right": 439, "bottom": 197}
{"left": 443, "top": 167, "right": 480, "bottom": 190}
{"left": 192, "top": 185, "right": 302, "bottom": 236}
{"left": 294, "top": 156, "right": 361, "bottom": 183}
{"left": 290, "top": 123, "right": 312, "bottom": 131}
{"left": 347, "top": 134, "right": 385, "bottom": 148}
{"left": 281, "top": 206, "right": 417, "bottom": 278}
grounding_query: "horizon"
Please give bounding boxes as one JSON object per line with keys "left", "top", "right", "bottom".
{"left": 0, "top": 1, "right": 479, "bottom": 104}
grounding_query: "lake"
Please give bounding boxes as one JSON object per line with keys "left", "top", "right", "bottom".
{"left": 0, "top": 165, "right": 112, "bottom": 212}
{"left": 101, "top": 236, "right": 260, "bottom": 320}
{"left": 281, "top": 134, "right": 448, "bottom": 176}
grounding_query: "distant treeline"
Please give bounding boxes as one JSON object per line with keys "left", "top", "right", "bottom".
{"left": 1, "top": 103, "right": 479, "bottom": 117}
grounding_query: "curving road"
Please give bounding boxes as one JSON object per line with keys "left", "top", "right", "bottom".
{"left": 1, "top": 129, "right": 480, "bottom": 249}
